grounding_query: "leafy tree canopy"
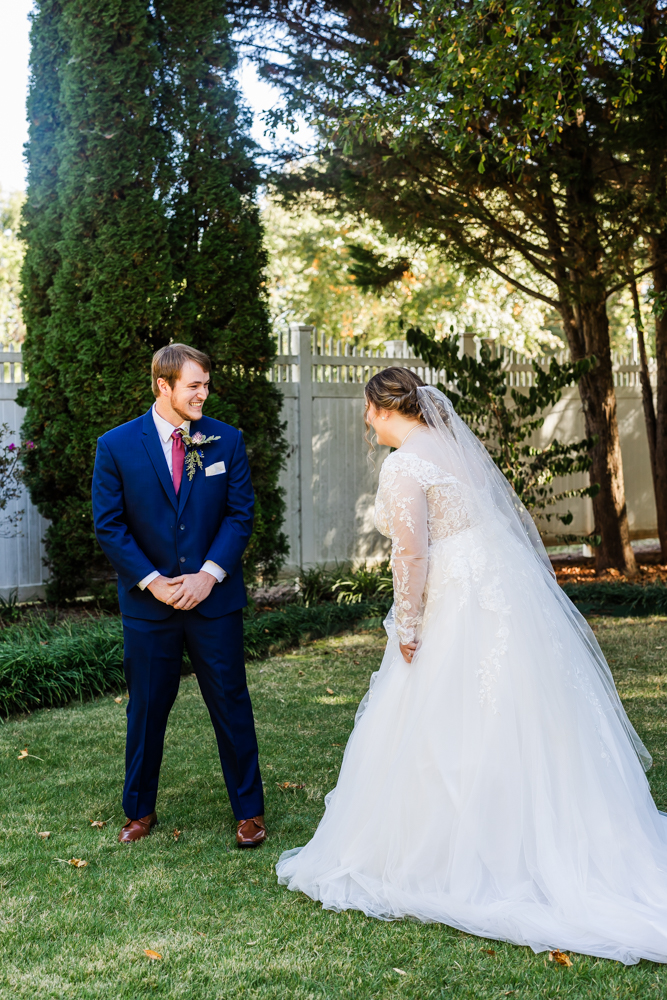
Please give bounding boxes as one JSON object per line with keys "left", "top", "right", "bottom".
{"left": 264, "top": 192, "right": 649, "bottom": 354}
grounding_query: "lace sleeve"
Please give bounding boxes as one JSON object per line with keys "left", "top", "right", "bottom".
{"left": 381, "top": 459, "right": 429, "bottom": 645}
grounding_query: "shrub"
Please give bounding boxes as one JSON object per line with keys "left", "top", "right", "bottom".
{"left": 293, "top": 561, "right": 393, "bottom": 607}
{"left": 0, "top": 599, "right": 393, "bottom": 717}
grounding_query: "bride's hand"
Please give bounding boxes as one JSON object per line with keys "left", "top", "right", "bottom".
{"left": 400, "top": 641, "right": 418, "bottom": 664}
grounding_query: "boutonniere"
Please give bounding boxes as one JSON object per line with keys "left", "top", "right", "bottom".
{"left": 180, "top": 430, "right": 221, "bottom": 481}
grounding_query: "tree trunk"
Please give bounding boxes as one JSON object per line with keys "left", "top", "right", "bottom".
{"left": 630, "top": 276, "right": 659, "bottom": 514}
{"left": 559, "top": 295, "right": 637, "bottom": 576}
{"left": 650, "top": 236, "right": 667, "bottom": 560}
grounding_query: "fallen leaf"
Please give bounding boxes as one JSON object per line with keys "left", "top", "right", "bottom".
{"left": 39, "top": 641, "right": 48, "bottom": 646}
{"left": 114, "top": 696, "right": 123, "bottom": 704}
{"left": 483, "top": 948, "right": 496, "bottom": 956}
{"left": 144, "top": 949, "right": 162, "bottom": 960}
{"left": 393, "top": 968, "right": 406, "bottom": 975}
{"left": 37, "top": 831, "right": 50, "bottom": 839}
{"left": 196, "top": 931, "right": 206, "bottom": 937}
{"left": 353, "top": 660, "right": 360, "bottom": 665}
{"left": 298, "top": 670, "right": 304, "bottom": 676}
{"left": 55, "top": 858, "right": 88, "bottom": 867}
{"left": 326, "top": 687, "right": 334, "bottom": 695}
{"left": 332, "top": 743, "right": 342, "bottom": 746}
{"left": 277, "top": 781, "right": 306, "bottom": 790}
{"left": 549, "top": 950, "right": 572, "bottom": 967}
{"left": 173, "top": 829, "right": 181, "bottom": 840}
{"left": 90, "top": 820, "right": 106, "bottom": 828}
{"left": 18, "top": 748, "right": 44, "bottom": 761}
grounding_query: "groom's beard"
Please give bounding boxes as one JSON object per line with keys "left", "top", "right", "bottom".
{"left": 172, "top": 400, "right": 203, "bottom": 423}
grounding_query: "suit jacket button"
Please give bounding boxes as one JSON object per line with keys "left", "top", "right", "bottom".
{"left": 179, "top": 556, "right": 186, "bottom": 563}
{"left": 180, "top": 524, "right": 185, "bottom": 530}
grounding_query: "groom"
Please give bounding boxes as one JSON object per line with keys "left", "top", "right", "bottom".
{"left": 92, "top": 343, "right": 265, "bottom": 847}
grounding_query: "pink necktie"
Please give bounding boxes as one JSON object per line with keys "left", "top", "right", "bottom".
{"left": 171, "top": 430, "right": 185, "bottom": 494}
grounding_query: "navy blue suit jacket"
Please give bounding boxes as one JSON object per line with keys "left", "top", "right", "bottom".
{"left": 92, "top": 408, "right": 254, "bottom": 620}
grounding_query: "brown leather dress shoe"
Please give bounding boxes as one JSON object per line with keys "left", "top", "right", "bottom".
{"left": 118, "top": 812, "right": 157, "bottom": 843}
{"left": 236, "top": 815, "right": 266, "bottom": 848}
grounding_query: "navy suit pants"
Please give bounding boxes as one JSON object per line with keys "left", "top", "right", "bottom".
{"left": 121, "top": 609, "right": 264, "bottom": 822}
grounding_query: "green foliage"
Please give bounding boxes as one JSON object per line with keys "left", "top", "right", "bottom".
{"left": 0, "top": 600, "right": 392, "bottom": 716}
{"left": 562, "top": 581, "right": 667, "bottom": 618}
{"left": 406, "top": 327, "right": 599, "bottom": 536}
{"left": 0, "top": 591, "right": 22, "bottom": 625}
{"left": 293, "top": 561, "right": 393, "bottom": 606}
{"left": 0, "top": 616, "right": 125, "bottom": 717}
{"left": 331, "top": 560, "right": 393, "bottom": 605}
{"left": 243, "top": 598, "right": 392, "bottom": 659}
{"left": 19, "top": 0, "right": 287, "bottom": 599}
{"left": 263, "top": 196, "right": 563, "bottom": 352}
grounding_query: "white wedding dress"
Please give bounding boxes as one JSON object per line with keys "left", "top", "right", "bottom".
{"left": 276, "top": 386, "right": 667, "bottom": 965}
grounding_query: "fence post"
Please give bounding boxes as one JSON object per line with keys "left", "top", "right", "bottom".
{"left": 290, "top": 323, "right": 316, "bottom": 568}
{"left": 459, "top": 331, "right": 479, "bottom": 359}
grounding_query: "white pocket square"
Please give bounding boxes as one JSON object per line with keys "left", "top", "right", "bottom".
{"left": 205, "top": 461, "right": 226, "bottom": 477}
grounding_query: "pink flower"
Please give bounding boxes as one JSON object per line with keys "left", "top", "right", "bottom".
{"left": 7, "top": 443, "right": 16, "bottom": 452}
{"left": 26, "top": 441, "right": 35, "bottom": 450}
{"left": 191, "top": 431, "right": 205, "bottom": 445}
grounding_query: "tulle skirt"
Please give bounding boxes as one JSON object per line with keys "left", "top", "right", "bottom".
{"left": 276, "top": 525, "right": 667, "bottom": 964}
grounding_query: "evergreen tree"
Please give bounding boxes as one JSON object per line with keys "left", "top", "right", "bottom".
{"left": 20, "top": 0, "right": 286, "bottom": 599}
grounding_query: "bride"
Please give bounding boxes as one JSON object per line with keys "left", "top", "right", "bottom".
{"left": 276, "top": 366, "right": 667, "bottom": 965}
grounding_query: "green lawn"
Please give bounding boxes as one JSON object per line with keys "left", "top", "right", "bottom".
{"left": 1, "top": 618, "right": 667, "bottom": 999}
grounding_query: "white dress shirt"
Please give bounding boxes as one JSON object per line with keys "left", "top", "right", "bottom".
{"left": 136, "top": 404, "right": 226, "bottom": 591}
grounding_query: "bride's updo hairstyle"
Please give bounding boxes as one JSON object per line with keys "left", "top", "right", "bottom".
{"left": 364, "top": 366, "right": 427, "bottom": 423}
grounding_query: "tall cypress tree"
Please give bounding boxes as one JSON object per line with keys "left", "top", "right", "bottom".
{"left": 20, "top": 0, "right": 286, "bottom": 599}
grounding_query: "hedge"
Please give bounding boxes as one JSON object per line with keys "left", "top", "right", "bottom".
{"left": 562, "top": 582, "right": 667, "bottom": 617}
{"left": 0, "top": 600, "right": 392, "bottom": 718}
{"left": 3, "top": 582, "right": 665, "bottom": 718}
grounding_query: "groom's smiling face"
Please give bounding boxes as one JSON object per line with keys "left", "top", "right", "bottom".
{"left": 157, "top": 360, "right": 210, "bottom": 424}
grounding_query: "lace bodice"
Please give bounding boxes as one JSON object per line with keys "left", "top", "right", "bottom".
{"left": 374, "top": 450, "right": 476, "bottom": 644}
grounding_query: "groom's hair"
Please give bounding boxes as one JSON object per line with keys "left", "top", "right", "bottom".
{"left": 152, "top": 343, "right": 211, "bottom": 397}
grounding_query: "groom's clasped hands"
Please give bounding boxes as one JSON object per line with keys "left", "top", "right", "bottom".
{"left": 147, "top": 570, "right": 216, "bottom": 611}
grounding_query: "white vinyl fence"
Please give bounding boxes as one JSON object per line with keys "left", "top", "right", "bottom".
{"left": 0, "top": 331, "right": 658, "bottom": 596}
{"left": 271, "top": 325, "right": 657, "bottom": 570}
{"left": 0, "top": 345, "right": 49, "bottom": 600}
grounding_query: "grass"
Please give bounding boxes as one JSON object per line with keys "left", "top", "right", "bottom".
{"left": 0, "top": 618, "right": 666, "bottom": 998}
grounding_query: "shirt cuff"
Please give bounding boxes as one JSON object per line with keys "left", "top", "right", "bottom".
{"left": 137, "top": 570, "right": 160, "bottom": 591}
{"left": 201, "top": 560, "right": 226, "bottom": 583}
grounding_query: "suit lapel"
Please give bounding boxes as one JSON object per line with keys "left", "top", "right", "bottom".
{"left": 142, "top": 408, "right": 178, "bottom": 512}
{"left": 177, "top": 415, "right": 215, "bottom": 517}
{"left": 177, "top": 455, "right": 194, "bottom": 517}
